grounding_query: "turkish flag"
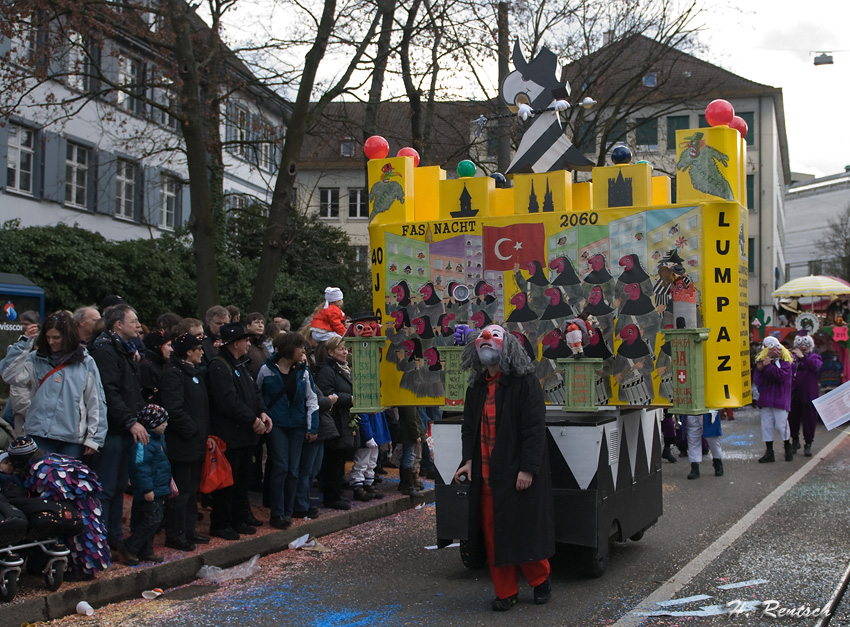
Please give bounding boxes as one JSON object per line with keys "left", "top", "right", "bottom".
{"left": 483, "top": 223, "right": 546, "bottom": 271}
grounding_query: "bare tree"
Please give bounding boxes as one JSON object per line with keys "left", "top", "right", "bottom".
{"left": 816, "top": 204, "right": 850, "bottom": 282}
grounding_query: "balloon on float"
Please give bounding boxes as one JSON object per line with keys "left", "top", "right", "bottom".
{"left": 489, "top": 172, "right": 508, "bottom": 188}
{"left": 704, "top": 99, "right": 735, "bottom": 127}
{"left": 364, "top": 136, "right": 390, "bottom": 159}
{"left": 728, "top": 115, "right": 748, "bottom": 139}
{"left": 457, "top": 160, "right": 476, "bottom": 178}
{"left": 611, "top": 145, "right": 632, "bottom": 165}
{"left": 397, "top": 147, "right": 420, "bottom": 167}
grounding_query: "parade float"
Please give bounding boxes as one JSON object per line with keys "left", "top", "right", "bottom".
{"left": 349, "top": 45, "right": 751, "bottom": 576}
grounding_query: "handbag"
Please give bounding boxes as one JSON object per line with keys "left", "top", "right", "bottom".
{"left": 200, "top": 435, "right": 234, "bottom": 494}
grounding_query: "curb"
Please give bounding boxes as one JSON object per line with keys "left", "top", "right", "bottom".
{"left": 4, "top": 489, "right": 434, "bottom": 626}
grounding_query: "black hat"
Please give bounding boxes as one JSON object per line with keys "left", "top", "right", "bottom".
{"left": 144, "top": 329, "right": 172, "bottom": 354}
{"left": 348, "top": 311, "right": 378, "bottom": 323}
{"left": 137, "top": 404, "right": 169, "bottom": 430}
{"left": 100, "top": 295, "right": 127, "bottom": 310}
{"left": 172, "top": 333, "right": 203, "bottom": 358}
{"left": 219, "top": 322, "right": 251, "bottom": 344}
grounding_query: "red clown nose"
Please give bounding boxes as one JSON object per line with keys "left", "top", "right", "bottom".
{"left": 481, "top": 330, "right": 492, "bottom": 340}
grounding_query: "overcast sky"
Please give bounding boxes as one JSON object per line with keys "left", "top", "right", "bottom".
{"left": 700, "top": 0, "right": 850, "bottom": 178}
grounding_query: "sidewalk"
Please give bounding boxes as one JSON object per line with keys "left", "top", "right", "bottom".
{"left": 4, "top": 469, "right": 434, "bottom": 626}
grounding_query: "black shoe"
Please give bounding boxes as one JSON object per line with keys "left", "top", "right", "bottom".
{"left": 372, "top": 475, "right": 383, "bottom": 484}
{"left": 713, "top": 458, "right": 724, "bottom": 477}
{"left": 491, "top": 594, "right": 518, "bottom": 611}
{"left": 678, "top": 448, "right": 688, "bottom": 457}
{"left": 687, "top": 462, "right": 700, "bottom": 480}
{"left": 784, "top": 441, "right": 794, "bottom": 462}
{"left": 662, "top": 446, "right": 677, "bottom": 464}
{"left": 792, "top": 438, "right": 801, "bottom": 452}
{"left": 165, "top": 537, "right": 196, "bottom": 552}
{"left": 187, "top": 533, "right": 210, "bottom": 544}
{"left": 270, "top": 515, "right": 292, "bottom": 529}
{"left": 374, "top": 466, "right": 388, "bottom": 475}
{"left": 244, "top": 513, "right": 263, "bottom": 527}
{"left": 292, "top": 507, "right": 320, "bottom": 519}
{"left": 115, "top": 542, "right": 140, "bottom": 566}
{"left": 363, "top": 485, "right": 384, "bottom": 500}
{"left": 210, "top": 528, "right": 240, "bottom": 541}
{"left": 804, "top": 442, "right": 813, "bottom": 457}
{"left": 352, "top": 486, "right": 374, "bottom": 502}
{"left": 138, "top": 553, "right": 164, "bottom": 563}
{"left": 323, "top": 499, "right": 351, "bottom": 511}
{"left": 233, "top": 523, "right": 257, "bottom": 535}
{"left": 533, "top": 578, "right": 552, "bottom": 605}
{"left": 758, "top": 449, "right": 775, "bottom": 463}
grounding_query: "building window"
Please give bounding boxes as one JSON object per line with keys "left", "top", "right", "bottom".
{"left": 340, "top": 139, "right": 356, "bottom": 157}
{"left": 11, "top": 14, "right": 35, "bottom": 65}
{"left": 635, "top": 118, "right": 658, "bottom": 151}
{"left": 348, "top": 188, "right": 368, "bottom": 219}
{"left": 319, "top": 188, "right": 339, "bottom": 218}
{"left": 66, "top": 32, "right": 90, "bottom": 92}
{"left": 666, "top": 115, "right": 690, "bottom": 150}
{"left": 160, "top": 175, "right": 179, "bottom": 229}
{"left": 7, "top": 123, "right": 34, "bottom": 194}
{"left": 642, "top": 72, "right": 657, "bottom": 87}
{"left": 609, "top": 119, "right": 628, "bottom": 145}
{"left": 65, "top": 143, "right": 90, "bottom": 208}
{"left": 116, "top": 160, "right": 137, "bottom": 219}
{"left": 235, "top": 106, "right": 249, "bottom": 158}
{"left": 353, "top": 245, "right": 369, "bottom": 267}
{"left": 117, "top": 55, "right": 145, "bottom": 115}
{"left": 748, "top": 238, "right": 755, "bottom": 274}
{"left": 258, "top": 137, "right": 274, "bottom": 171}
{"left": 746, "top": 174, "right": 755, "bottom": 211}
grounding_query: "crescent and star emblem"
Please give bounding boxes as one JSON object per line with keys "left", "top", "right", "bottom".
{"left": 494, "top": 237, "right": 524, "bottom": 261}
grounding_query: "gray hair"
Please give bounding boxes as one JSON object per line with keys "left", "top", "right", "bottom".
{"left": 205, "top": 305, "right": 230, "bottom": 323}
{"left": 461, "top": 328, "right": 537, "bottom": 386}
{"left": 104, "top": 304, "right": 135, "bottom": 331}
{"left": 72, "top": 306, "right": 97, "bottom": 325}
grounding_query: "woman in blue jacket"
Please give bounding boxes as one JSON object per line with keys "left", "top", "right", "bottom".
{"left": 255, "top": 332, "right": 319, "bottom": 529}
{"left": 1, "top": 311, "right": 106, "bottom": 457}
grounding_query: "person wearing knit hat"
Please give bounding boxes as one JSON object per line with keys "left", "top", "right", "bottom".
{"left": 8, "top": 435, "right": 39, "bottom": 457}
{"left": 140, "top": 330, "right": 173, "bottom": 402}
{"left": 121, "top": 403, "right": 172, "bottom": 565}
{"left": 0, "top": 451, "right": 12, "bottom": 474}
{"left": 310, "top": 287, "right": 347, "bottom": 342}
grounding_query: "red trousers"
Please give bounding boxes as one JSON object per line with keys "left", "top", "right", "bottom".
{"left": 480, "top": 483, "right": 550, "bottom": 599}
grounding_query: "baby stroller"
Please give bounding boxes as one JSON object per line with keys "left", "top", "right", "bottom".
{"left": 0, "top": 494, "right": 77, "bottom": 602}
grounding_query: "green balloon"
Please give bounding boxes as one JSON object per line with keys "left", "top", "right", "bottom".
{"left": 457, "top": 160, "right": 476, "bottom": 178}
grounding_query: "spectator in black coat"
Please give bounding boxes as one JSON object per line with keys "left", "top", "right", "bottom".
{"left": 206, "top": 322, "right": 272, "bottom": 540}
{"left": 90, "top": 303, "right": 147, "bottom": 555}
{"left": 202, "top": 305, "right": 230, "bottom": 364}
{"left": 314, "top": 338, "right": 358, "bottom": 510}
{"left": 159, "top": 333, "right": 211, "bottom": 551}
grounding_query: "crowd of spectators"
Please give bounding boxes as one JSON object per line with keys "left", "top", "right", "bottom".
{"left": 0, "top": 294, "right": 438, "bottom": 581}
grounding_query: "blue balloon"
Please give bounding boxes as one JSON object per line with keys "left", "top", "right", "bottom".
{"left": 611, "top": 145, "right": 632, "bottom": 165}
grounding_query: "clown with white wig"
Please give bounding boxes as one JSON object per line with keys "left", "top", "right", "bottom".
{"left": 453, "top": 324, "right": 555, "bottom": 612}
{"left": 753, "top": 336, "right": 794, "bottom": 463}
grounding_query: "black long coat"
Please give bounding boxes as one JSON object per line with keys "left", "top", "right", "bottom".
{"left": 461, "top": 371, "right": 555, "bottom": 567}
{"left": 314, "top": 358, "right": 358, "bottom": 450}
{"left": 159, "top": 358, "right": 210, "bottom": 463}
{"left": 206, "top": 349, "right": 266, "bottom": 449}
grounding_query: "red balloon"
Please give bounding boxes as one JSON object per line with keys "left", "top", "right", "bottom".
{"left": 728, "top": 115, "right": 748, "bottom": 139}
{"left": 364, "top": 136, "right": 390, "bottom": 159}
{"left": 704, "top": 99, "right": 735, "bottom": 127}
{"left": 397, "top": 147, "right": 420, "bottom": 167}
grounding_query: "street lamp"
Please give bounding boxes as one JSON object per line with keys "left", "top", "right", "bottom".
{"left": 814, "top": 52, "right": 834, "bottom": 66}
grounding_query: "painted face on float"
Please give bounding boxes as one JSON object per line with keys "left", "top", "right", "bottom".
{"left": 475, "top": 324, "right": 505, "bottom": 366}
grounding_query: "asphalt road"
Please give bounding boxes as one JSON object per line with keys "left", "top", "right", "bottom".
{"left": 42, "top": 407, "right": 850, "bottom": 627}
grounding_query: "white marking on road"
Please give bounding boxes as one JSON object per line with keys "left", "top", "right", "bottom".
{"left": 613, "top": 430, "right": 849, "bottom": 627}
{"left": 716, "top": 578, "right": 769, "bottom": 590}
{"left": 655, "top": 594, "right": 712, "bottom": 606}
